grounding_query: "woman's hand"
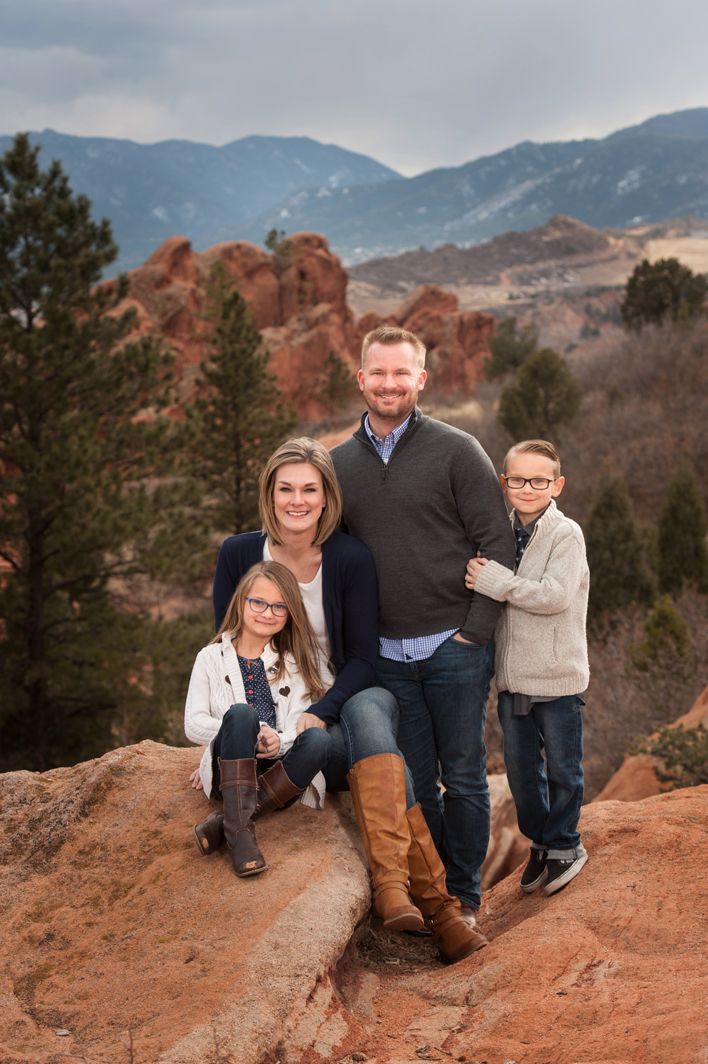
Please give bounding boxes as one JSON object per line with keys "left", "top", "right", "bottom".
{"left": 296, "top": 712, "right": 327, "bottom": 734}
{"left": 257, "top": 724, "right": 282, "bottom": 758}
{"left": 465, "top": 554, "right": 488, "bottom": 590}
{"left": 189, "top": 767, "right": 204, "bottom": 790}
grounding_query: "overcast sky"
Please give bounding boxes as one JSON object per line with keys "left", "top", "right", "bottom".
{"left": 2, "top": 0, "right": 707, "bottom": 175}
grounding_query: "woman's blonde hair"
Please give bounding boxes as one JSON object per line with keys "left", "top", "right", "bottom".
{"left": 258, "top": 437, "right": 342, "bottom": 546}
{"left": 212, "top": 560, "right": 325, "bottom": 701}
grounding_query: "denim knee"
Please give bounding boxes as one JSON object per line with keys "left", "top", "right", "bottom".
{"left": 293, "top": 726, "right": 331, "bottom": 759}
{"left": 340, "top": 686, "right": 400, "bottom": 759}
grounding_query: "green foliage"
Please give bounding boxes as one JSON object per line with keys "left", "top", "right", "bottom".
{"left": 657, "top": 465, "right": 708, "bottom": 594}
{"left": 585, "top": 478, "right": 655, "bottom": 621}
{"left": 485, "top": 316, "right": 538, "bottom": 379}
{"left": 0, "top": 134, "right": 182, "bottom": 770}
{"left": 498, "top": 347, "right": 582, "bottom": 439}
{"left": 184, "top": 264, "right": 296, "bottom": 538}
{"left": 632, "top": 724, "right": 708, "bottom": 790}
{"left": 629, "top": 595, "right": 691, "bottom": 672}
{"left": 317, "top": 350, "right": 354, "bottom": 408}
{"left": 621, "top": 257, "right": 707, "bottom": 330}
{"left": 264, "top": 228, "right": 287, "bottom": 252}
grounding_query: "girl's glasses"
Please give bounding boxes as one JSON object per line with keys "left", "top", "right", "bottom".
{"left": 245, "top": 596, "right": 289, "bottom": 618}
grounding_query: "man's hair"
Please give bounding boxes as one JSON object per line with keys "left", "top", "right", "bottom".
{"left": 212, "top": 560, "right": 325, "bottom": 701}
{"left": 504, "top": 439, "right": 562, "bottom": 478}
{"left": 258, "top": 436, "right": 342, "bottom": 546}
{"left": 361, "top": 325, "right": 426, "bottom": 368}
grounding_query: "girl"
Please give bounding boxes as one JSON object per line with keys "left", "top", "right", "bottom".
{"left": 185, "top": 560, "right": 333, "bottom": 877}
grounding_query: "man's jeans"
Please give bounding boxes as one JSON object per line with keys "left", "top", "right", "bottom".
{"left": 324, "top": 686, "right": 416, "bottom": 808}
{"left": 376, "top": 637, "right": 494, "bottom": 909}
{"left": 497, "top": 692, "right": 584, "bottom": 855}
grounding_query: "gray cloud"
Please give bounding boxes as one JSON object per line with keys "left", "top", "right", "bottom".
{"left": 2, "top": 0, "right": 708, "bottom": 173}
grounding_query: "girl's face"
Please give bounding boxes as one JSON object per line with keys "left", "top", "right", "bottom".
{"left": 272, "top": 461, "right": 326, "bottom": 539}
{"left": 242, "top": 576, "right": 289, "bottom": 641}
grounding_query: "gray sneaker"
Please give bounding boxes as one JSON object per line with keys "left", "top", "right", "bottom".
{"left": 543, "top": 852, "right": 588, "bottom": 896}
{"left": 520, "top": 848, "right": 548, "bottom": 893}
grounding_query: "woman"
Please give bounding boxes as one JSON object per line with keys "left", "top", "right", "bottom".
{"left": 185, "top": 561, "right": 334, "bottom": 876}
{"left": 205, "top": 438, "right": 485, "bottom": 961}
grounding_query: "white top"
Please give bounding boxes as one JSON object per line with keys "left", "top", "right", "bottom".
{"left": 263, "top": 540, "right": 334, "bottom": 685}
{"left": 184, "top": 631, "right": 325, "bottom": 808}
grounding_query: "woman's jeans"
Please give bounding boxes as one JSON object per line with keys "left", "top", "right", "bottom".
{"left": 211, "top": 690, "right": 415, "bottom": 806}
{"left": 497, "top": 692, "right": 584, "bottom": 855}
{"left": 212, "top": 704, "right": 331, "bottom": 794}
{"left": 376, "top": 637, "right": 494, "bottom": 910}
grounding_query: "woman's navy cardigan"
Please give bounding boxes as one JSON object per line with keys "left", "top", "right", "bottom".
{"left": 212, "top": 529, "right": 378, "bottom": 725}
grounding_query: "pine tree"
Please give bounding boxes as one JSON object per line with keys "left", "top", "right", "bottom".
{"left": 657, "top": 465, "right": 708, "bottom": 594}
{"left": 585, "top": 478, "right": 655, "bottom": 621}
{"left": 185, "top": 264, "right": 296, "bottom": 537}
{"left": 498, "top": 348, "right": 582, "bottom": 439}
{"left": 0, "top": 134, "right": 179, "bottom": 770}
{"left": 485, "top": 316, "right": 538, "bottom": 379}
{"left": 621, "top": 257, "right": 707, "bottom": 330}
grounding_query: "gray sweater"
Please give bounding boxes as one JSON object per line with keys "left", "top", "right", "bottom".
{"left": 331, "top": 411, "right": 516, "bottom": 645}
{"left": 473, "top": 500, "right": 590, "bottom": 696}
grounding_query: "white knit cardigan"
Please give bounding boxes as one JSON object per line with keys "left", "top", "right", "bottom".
{"left": 472, "top": 500, "right": 590, "bottom": 697}
{"left": 184, "top": 631, "right": 325, "bottom": 808}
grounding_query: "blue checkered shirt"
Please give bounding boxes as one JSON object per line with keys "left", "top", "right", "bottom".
{"left": 364, "top": 414, "right": 458, "bottom": 662}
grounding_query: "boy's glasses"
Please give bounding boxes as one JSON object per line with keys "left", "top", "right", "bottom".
{"left": 245, "top": 596, "right": 289, "bottom": 618}
{"left": 503, "top": 475, "right": 555, "bottom": 490}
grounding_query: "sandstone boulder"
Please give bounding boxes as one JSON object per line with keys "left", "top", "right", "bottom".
{"left": 597, "top": 684, "right": 707, "bottom": 802}
{"left": 0, "top": 741, "right": 369, "bottom": 1064}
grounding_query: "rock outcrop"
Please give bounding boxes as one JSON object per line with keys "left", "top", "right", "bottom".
{"left": 0, "top": 741, "right": 369, "bottom": 1064}
{"left": 111, "top": 233, "right": 493, "bottom": 421}
{"left": 597, "top": 684, "right": 708, "bottom": 802}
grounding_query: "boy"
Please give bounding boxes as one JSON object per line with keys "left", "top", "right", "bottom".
{"left": 465, "top": 439, "right": 589, "bottom": 896}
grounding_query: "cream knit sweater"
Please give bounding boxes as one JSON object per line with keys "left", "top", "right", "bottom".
{"left": 472, "top": 500, "right": 590, "bottom": 697}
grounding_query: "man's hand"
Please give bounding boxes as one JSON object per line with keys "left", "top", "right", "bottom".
{"left": 296, "top": 712, "right": 327, "bottom": 734}
{"left": 189, "top": 767, "right": 204, "bottom": 790}
{"left": 465, "top": 555, "right": 488, "bottom": 590}
{"left": 257, "top": 724, "right": 282, "bottom": 758}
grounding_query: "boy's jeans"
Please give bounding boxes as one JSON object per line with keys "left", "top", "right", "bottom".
{"left": 376, "top": 637, "right": 494, "bottom": 910}
{"left": 498, "top": 691, "right": 584, "bottom": 854}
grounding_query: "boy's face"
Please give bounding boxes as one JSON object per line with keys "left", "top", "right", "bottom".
{"left": 502, "top": 452, "right": 565, "bottom": 527}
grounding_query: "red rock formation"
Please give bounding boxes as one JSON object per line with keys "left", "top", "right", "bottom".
{"left": 355, "top": 283, "right": 494, "bottom": 399}
{"left": 112, "top": 234, "right": 492, "bottom": 421}
{"left": 596, "top": 685, "right": 707, "bottom": 802}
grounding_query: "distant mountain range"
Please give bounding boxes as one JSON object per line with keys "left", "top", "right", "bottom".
{"left": 1, "top": 108, "right": 707, "bottom": 273}
{"left": 0, "top": 130, "right": 400, "bottom": 273}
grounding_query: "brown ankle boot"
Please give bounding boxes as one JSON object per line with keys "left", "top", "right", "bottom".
{"left": 218, "top": 757, "right": 267, "bottom": 877}
{"left": 347, "top": 754, "right": 425, "bottom": 933}
{"left": 406, "top": 803, "right": 488, "bottom": 963}
{"left": 255, "top": 760, "right": 304, "bottom": 817}
{"left": 193, "top": 811, "right": 224, "bottom": 855}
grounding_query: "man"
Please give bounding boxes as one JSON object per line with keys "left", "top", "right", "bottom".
{"left": 332, "top": 325, "right": 515, "bottom": 918}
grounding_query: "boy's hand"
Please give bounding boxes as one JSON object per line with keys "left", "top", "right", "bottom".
{"left": 257, "top": 724, "right": 282, "bottom": 758}
{"left": 465, "top": 554, "right": 488, "bottom": 589}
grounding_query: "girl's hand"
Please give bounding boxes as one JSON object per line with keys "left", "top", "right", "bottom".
{"left": 257, "top": 725, "right": 282, "bottom": 758}
{"left": 189, "top": 767, "right": 204, "bottom": 790}
{"left": 465, "top": 554, "right": 488, "bottom": 589}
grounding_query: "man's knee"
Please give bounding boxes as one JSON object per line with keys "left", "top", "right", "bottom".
{"left": 341, "top": 686, "right": 399, "bottom": 723}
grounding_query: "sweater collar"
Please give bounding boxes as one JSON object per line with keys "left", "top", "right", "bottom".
{"left": 510, "top": 497, "right": 562, "bottom": 533}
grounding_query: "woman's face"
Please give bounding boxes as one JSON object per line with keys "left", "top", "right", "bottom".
{"left": 242, "top": 575, "right": 289, "bottom": 641}
{"left": 272, "top": 461, "right": 326, "bottom": 539}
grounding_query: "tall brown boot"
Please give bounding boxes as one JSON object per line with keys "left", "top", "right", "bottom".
{"left": 218, "top": 757, "right": 267, "bottom": 877}
{"left": 193, "top": 761, "right": 305, "bottom": 856}
{"left": 347, "top": 753, "right": 425, "bottom": 933}
{"left": 406, "top": 803, "right": 488, "bottom": 963}
{"left": 255, "top": 760, "right": 304, "bottom": 816}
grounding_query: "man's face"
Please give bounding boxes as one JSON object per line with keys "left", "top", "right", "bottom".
{"left": 357, "top": 341, "right": 427, "bottom": 426}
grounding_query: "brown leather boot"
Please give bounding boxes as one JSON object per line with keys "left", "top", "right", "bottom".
{"left": 255, "top": 760, "right": 304, "bottom": 816}
{"left": 193, "top": 811, "right": 225, "bottom": 855}
{"left": 193, "top": 761, "right": 304, "bottom": 855}
{"left": 347, "top": 753, "right": 425, "bottom": 933}
{"left": 406, "top": 803, "right": 488, "bottom": 964}
{"left": 219, "top": 757, "right": 267, "bottom": 877}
